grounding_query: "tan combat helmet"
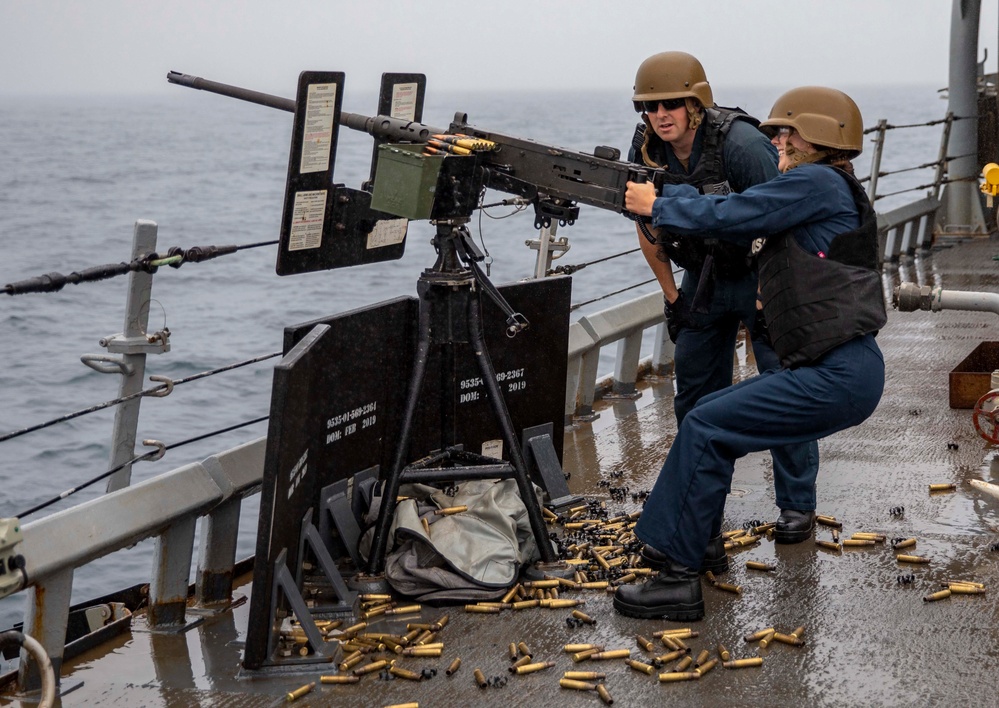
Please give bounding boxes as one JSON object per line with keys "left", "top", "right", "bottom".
{"left": 760, "top": 86, "right": 864, "bottom": 156}
{"left": 632, "top": 51, "right": 714, "bottom": 109}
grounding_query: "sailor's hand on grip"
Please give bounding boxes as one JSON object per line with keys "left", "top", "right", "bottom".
{"left": 625, "top": 180, "right": 657, "bottom": 218}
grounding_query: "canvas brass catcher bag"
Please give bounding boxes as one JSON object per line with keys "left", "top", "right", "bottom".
{"left": 359, "top": 479, "right": 546, "bottom": 602}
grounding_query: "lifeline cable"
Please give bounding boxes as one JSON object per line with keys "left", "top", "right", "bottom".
{"left": 15, "top": 414, "right": 269, "bottom": 519}
{"left": 570, "top": 278, "right": 657, "bottom": 312}
{"left": 1, "top": 239, "right": 278, "bottom": 296}
{"left": 0, "top": 351, "right": 280, "bottom": 445}
{"left": 550, "top": 248, "right": 640, "bottom": 276}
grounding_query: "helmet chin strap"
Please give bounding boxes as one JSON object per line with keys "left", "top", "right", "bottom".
{"left": 782, "top": 143, "right": 829, "bottom": 172}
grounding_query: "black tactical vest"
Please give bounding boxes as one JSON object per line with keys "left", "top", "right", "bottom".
{"left": 756, "top": 167, "right": 886, "bottom": 369}
{"left": 632, "top": 106, "right": 758, "bottom": 279}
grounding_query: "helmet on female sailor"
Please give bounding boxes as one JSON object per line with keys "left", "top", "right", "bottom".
{"left": 759, "top": 86, "right": 863, "bottom": 156}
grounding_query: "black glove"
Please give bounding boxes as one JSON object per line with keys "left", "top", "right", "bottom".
{"left": 663, "top": 291, "right": 686, "bottom": 344}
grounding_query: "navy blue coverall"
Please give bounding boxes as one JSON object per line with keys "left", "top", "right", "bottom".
{"left": 634, "top": 164, "right": 886, "bottom": 569}
{"left": 633, "top": 118, "right": 820, "bottom": 516}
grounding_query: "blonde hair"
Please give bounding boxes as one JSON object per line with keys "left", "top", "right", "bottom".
{"left": 685, "top": 98, "right": 703, "bottom": 131}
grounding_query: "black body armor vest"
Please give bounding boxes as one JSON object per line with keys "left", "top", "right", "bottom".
{"left": 757, "top": 167, "right": 886, "bottom": 369}
{"left": 632, "top": 106, "right": 758, "bottom": 279}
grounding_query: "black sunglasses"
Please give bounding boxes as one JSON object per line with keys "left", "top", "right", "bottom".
{"left": 635, "top": 97, "right": 687, "bottom": 113}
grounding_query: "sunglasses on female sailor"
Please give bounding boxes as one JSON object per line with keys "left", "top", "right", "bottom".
{"left": 635, "top": 97, "right": 687, "bottom": 113}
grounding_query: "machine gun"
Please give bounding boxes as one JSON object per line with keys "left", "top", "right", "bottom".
{"left": 167, "top": 70, "right": 664, "bottom": 276}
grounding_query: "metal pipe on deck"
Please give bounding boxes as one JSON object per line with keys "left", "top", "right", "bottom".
{"left": 894, "top": 282, "right": 999, "bottom": 315}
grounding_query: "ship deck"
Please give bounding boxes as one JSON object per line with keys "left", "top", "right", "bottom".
{"left": 9, "top": 234, "right": 999, "bottom": 707}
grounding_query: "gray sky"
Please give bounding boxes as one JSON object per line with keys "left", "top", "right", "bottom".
{"left": 1, "top": 1, "right": 996, "bottom": 97}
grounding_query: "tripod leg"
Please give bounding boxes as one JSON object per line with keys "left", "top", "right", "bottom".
{"left": 365, "top": 294, "right": 433, "bottom": 575}
{"left": 467, "top": 293, "right": 557, "bottom": 564}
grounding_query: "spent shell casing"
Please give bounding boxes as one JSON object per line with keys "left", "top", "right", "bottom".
{"left": 403, "top": 647, "right": 442, "bottom": 657}
{"left": 434, "top": 614, "right": 450, "bottom": 630}
{"left": 614, "top": 572, "right": 638, "bottom": 585}
{"left": 815, "top": 540, "right": 842, "bottom": 551}
{"left": 421, "top": 517, "right": 431, "bottom": 535}
{"left": 724, "top": 657, "right": 764, "bottom": 669}
{"left": 509, "top": 642, "right": 518, "bottom": 660}
{"left": 581, "top": 581, "right": 610, "bottom": 589}
{"left": 509, "top": 655, "right": 533, "bottom": 671}
{"left": 596, "top": 683, "right": 614, "bottom": 705}
{"left": 518, "top": 641, "right": 531, "bottom": 656}
{"left": 513, "top": 661, "right": 555, "bottom": 675}
{"left": 339, "top": 653, "right": 364, "bottom": 671}
{"left": 717, "top": 643, "right": 731, "bottom": 661}
{"left": 636, "top": 635, "right": 654, "bottom": 652}
{"left": 464, "top": 604, "right": 501, "bottom": 614}
{"left": 816, "top": 514, "right": 842, "bottom": 528}
{"left": 929, "top": 483, "right": 956, "bottom": 492}
{"left": 474, "top": 668, "right": 488, "bottom": 688}
{"left": 446, "top": 658, "right": 462, "bottom": 676}
{"left": 746, "top": 561, "right": 776, "bottom": 572}
{"left": 385, "top": 604, "right": 422, "bottom": 616}
{"left": 501, "top": 585, "right": 520, "bottom": 604}
{"left": 341, "top": 621, "right": 367, "bottom": 635}
{"left": 572, "top": 610, "right": 597, "bottom": 624}
{"left": 897, "top": 554, "right": 930, "bottom": 564}
{"left": 658, "top": 671, "right": 700, "bottom": 682}
{"left": 704, "top": 570, "right": 718, "bottom": 586}
{"left": 791, "top": 626, "right": 806, "bottom": 639}
{"left": 513, "top": 599, "right": 540, "bottom": 610}
{"left": 564, "top": 671, "right": 606, "bottom": 680}
{"left": 320, "top": 675, "right": 360, "bottom": 684}
{"left": 948, "top": 585, "right": 987, "bottom": 595}
{"left": 525, "top": 579, "right": 560, "bottom": 588}
{"left": 358, "top": 593, "right": 392, "bottom": 602}
{"left": 543, "top": 599, "right": 585, "bottom": 608}
{"left": 654, "top": 649, "right": 686, "bottom": 664}
{"left": 675, "top": 656, "right": 693, "bottom": 672}
{"left": 714, "top": 582, "right": 742, "bottom": 594}
{"left": 893, "top": 538, "right": 917, "bottom": 549}
{"left": 772, "top": 632, "right": 805, "bottom": 646}
{"left": 572, "top": 648, "right": 601, "bottom": 662}
{"left": 286, "top": 682, "right": 315, "bottom": 702}
{"left": 694, "top": 649, "right": 711, "bottom": 667}
{"left": 660, "top": 635, "right": 681, "bottom": 651}
{"left": 832, "top": 528, "right": 840, "bottom": 543}
{"left": 655, "top": 628, "right": 697, "bottom": 638}
{"left": 590, "top": 649, "right": 631, "bottom": 661}
{"left": 670, "top": 636, "right": 688, "bottom": 651}
{"left": 565, "top": 643, "right": 603, "bottom": 653}
{"left": 924, "top": 588, "right": 952, "bottom": 602}
{"left": 944, "top": 579, "right": 985, "bottom": 588}
{"left": 851, "top": 532, "right": 886, "bottom": 542}
{"left": 353, "top": 659, "right": 389, "bottom": 676}
{"left": 695, "top": 658, "right": 718, "bottom": 676}
{"left": 390, "top": 665, "right": 424, "bottom": 681}
{"left": 560, "top": 678, "right": 597, "bottom": 691}
{"left": 842, "top": 539, "right": 877, "bottom": 547}
{"left": 744, "top": 627, "right": 776, "bottom": 642}
{"left": 625, "top": 659, "right": 655, "bottom": 675}
{"left": 758, "top": 630, "right": 777, "bottom": 649}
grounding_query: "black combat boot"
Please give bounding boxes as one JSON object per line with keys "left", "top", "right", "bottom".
{"left": 613, "top": 555, "right": 703, "bottom": 620}
{"left": 774, "top": 509, "right": 816, "bottom": 544}
{"left": 641, "top": 535, "right": 728, "bottom": 574}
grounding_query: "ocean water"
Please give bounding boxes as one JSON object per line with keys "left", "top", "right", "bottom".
{"left": 0, "top": 83, "right": 947, "bottom": 631}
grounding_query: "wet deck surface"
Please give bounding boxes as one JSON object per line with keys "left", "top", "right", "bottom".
{"left": 9, "top": 235, "right": 999, "bottom": 706}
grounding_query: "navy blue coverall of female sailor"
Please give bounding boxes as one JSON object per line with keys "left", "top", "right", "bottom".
{"left": 629, "top": 163, "right": 886, "bottom": 575}
{"left": 631, "top": 114, "right": 820, "bottom": 523}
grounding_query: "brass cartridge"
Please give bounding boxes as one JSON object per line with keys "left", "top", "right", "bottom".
{"left": 714, "top": 582, "right": 742, "bottom": 594}
{"left": 948, "top": 585, "right": 987, "bottom": 595}
{"left": 753, "top": 522, "right": 777, "bottom": 534}
{"left": 929, "top": 483, "right": 956, "bottom": 492}
{"left": 733, "top": 534, "right": 761, "bottom": 546}
{"left": 435, "top": 505, "right": 468, "bottom": 515}
{"left": 513, "top": 599, "right": 540, "bottom": 610}
{"left": 851, "top": 532, "right": 886, "bottom": 542}
{"left": 420, "top": 517, "right": 431, "bottom": 536}
{"left": 572, "top": 648, "right": 601, "bottom": 662}
{"left": 944, "top": 579, "right": 985, "bottom": 588}
{"left": 791, "top": 626, "right": 806, "bottom": 639}
{"left": 695, "top": 658, "right": 718, "bottom": 676}
{"left": 573, "top": 610, "right": 597, "bottom": 625}
{"left": 832, "top": 528, "right": 840, "bottom": 543}
{"left": 815, "top": 514, "right": 842, "bottom": 528}
{"left": 842, "top": 539, "right": 877, "bottom": 547}
{"left": 675, "top": 656, "right": 693, "bottom": 672}
{"left": 565, "top": 643, "right": 603, "bottom": 653}
{"left": 581, "top": 581, "right": 610, "bottom": 589}
{"left": 403, "top": 647, "right": 442, "bottom": 657}
{"left": 744, "top": 627, "right": 776, "bottom": 642}
{"left": 758, "top": 630, "right": 776, "bottom": 649}
{"left": 655, "top": 628, "right": 697, "bottom": 638}
{"left": 542, "top": 506, "right": 559, "bottom": 520}
{"left": 358, "top": 593, "right": 393, "bottom": 602}
{"left": 897, "top": 554, "right": 930, "bottom": 564}
{"left": 626, "top": 659, "right": 655, "bottom": 675}
{"left": 614, "top": 573, "right": 638, "bottom": 585}
{"left": 724, "top": 657, "right": 764, "bottom": 668}
{"left": 509, "top": 655, "right": 533, "bottom": 671}
{"left": 660, "top": 635, "right": 681, "bottom": 651}
{"left": 353, "top": 659, "right": 389, "bottom": 676}
{"left": 464, "top": 604, "right": 501, "bottom": 614}
{"left": 525, "top": 579, "right": 560, "bottom": 589}
{"left": 746, "top": 561, "right": 776, "bottom": 572}
{"left": 501, "top": 585, "right": 521, "bottom": 604}
{"left": 655, "top": 649, "right": 686, "bottom": 664}
{"left": 596, "top": 683, "right": 614, "bottom": 705}
{"left": 703, "top": 571, "right": 718, "bottom": 586}
{"left": 518, "top": 641, "right": 531, "bottom": 656}
{"left": 543, "top": 599, "right": 585, "bottom": 609}
{"left": 513, "top": 661, "right": 555, "bottom": 675}
{"left": 413, "top": 630, "right": 435, "bottom": 645}
{"left": 474, "top": 668, "right": 488, "bottom": 688}
{"left": 694, "top": 649, "right": 711, "bottom": 666}
{"left": 390, "top": 665, "right": 424, "bottom": 681}
{"left": 717, "top": 644, "right": 731, "bottom": 661}
{"left": 923, "top": 589, "right": 952, "bottom": 602}
{"left": 339, "top": 653, "right": 364, "bottom": 672}
{"left": 403, "top": 627, "right": 425, "bottom": 640}
{"left": 433, "top": 614, "right": 450, "bottom": 630}
{"left": 589, "top": 649, "right": 630, "bottom": 661}
{"left": 892, "top": 538, "right": 917, "bottom": 549}
{"left": 564, "top": 671, "right": 606, "bottom": 680}
{"left": 815, "top": 540, "right": 842, "bottom": 551}
{"left": 385, "top": 604, "right": 422, "bottom": 616}
{"left": 772, "top": 632, "right": 804, "bottom": 646}
{"left": 670, "top": 636, "right": 688, "bottom": 652}
{"left": 361, "top": 605, "right": 391, "bottom": 620}
{"left": 636, "top": 635, "right": 655, "bottom": 652}
{"left": 560, "top": 678, "right": 597, "bottom": 690}
{"left": 320, "top": 675, "right": 361, "bottom": 684}
{"left": 342, "top": 622, "right": 367, "bottom": 636}
{"left": 658, "top": 671, "right": 700, "bottom": 682}
{"left": 286, "top": 682, "right": 314, "bottom": 702}
{"left": 446, "top": 658, "right": 462, "bottom": 676}
{"left": 509, "top": 642, "right": 519, "bottom": 659}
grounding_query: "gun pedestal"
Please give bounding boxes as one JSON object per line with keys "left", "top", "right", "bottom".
{"left": 363, "top": 221, "right": 565, "bottom": 582}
